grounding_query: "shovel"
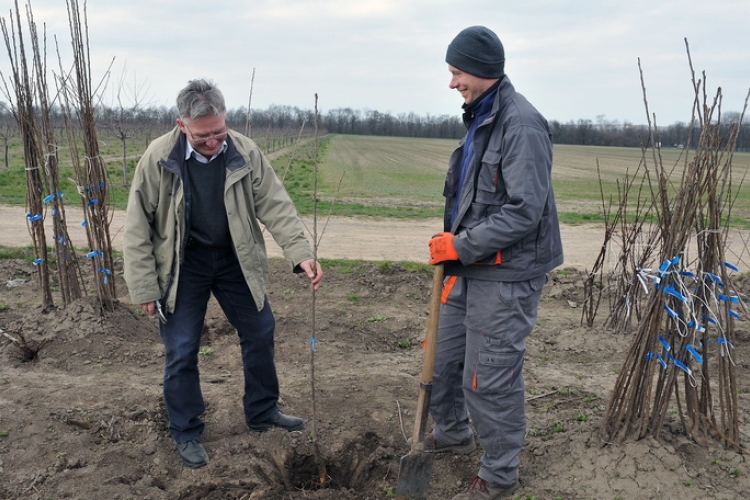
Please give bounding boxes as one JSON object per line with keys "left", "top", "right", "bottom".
{"left": 396, "top": 263, "right": 444, "bottom": 498}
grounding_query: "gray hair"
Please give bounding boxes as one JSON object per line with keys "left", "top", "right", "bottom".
{"left": 176, "top": 79, "right": 226, "bottom": 120}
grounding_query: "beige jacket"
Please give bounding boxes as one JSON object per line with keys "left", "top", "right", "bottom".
{"left": 123, "top": 127, "right": 313, "bottom": 311}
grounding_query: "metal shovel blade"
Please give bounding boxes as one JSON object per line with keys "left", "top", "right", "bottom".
{"left": 396, "top": 449, "right": 433, "bottom": 498}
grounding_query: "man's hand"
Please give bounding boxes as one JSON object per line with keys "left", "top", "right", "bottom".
{"left": 140, "top": 300, "right": 168, "bottom": 323}
{"left": 140, "top": 301, "right": 156, "bottom": 315}
{"left": 299, "top": 259, "right": 323, "bottom": 291}
{"left": 429, "top": 232, "right": 459, "bottom": 265}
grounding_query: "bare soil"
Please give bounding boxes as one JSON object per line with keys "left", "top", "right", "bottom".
{"left": 1, "top": 208, "right": 750, "bottom": 500}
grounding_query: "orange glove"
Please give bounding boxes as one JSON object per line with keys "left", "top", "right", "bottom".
{"left": 429, "top": 232, "right": 459, "bottom": 265}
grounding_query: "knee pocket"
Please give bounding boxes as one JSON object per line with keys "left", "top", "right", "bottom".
{"left": 468, "top": 350, "right": 524, "bottom": 393}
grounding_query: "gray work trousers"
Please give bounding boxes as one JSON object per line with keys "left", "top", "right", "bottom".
{"left": 429, "top": 274, "right": 546, "bottom": 486}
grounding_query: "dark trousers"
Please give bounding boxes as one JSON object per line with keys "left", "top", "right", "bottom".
{"left": 159, "top": 245, "right": 279, "bottom": 443}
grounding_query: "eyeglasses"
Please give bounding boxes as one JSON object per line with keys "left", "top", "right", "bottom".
{"left": 183, "top": 122, "right": 228, "bottom": 146}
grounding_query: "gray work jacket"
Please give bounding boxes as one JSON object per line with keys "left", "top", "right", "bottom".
{"left": 443, "top": 76, "right": 564, "bottom": 281}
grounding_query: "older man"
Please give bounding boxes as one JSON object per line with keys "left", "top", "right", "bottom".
{"left": 123, "top": 79, "right": 322, "bottom": 468}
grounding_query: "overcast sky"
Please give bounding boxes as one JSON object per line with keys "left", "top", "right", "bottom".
{"left": 4, "top": 0, "right": 749, "bottom": 126}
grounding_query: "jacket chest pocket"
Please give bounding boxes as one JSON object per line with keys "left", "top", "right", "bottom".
{"left": 475, "top": 150, "right": 506, "bottom": 206}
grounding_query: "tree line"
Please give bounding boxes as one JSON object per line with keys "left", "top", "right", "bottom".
{"left": 2, "top": 101, "right": 749, "bottom": 153}
{"left": 237, "top": 104, "right": 750, "bottom": 151}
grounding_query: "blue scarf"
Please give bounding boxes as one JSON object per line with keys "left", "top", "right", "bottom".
{"left": 451, "top": 88, "right": 496, "bottom": 226}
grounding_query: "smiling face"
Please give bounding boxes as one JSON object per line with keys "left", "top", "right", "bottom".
{"left": 177, "top": 113, "right": 228, "bottom": 157}
{"left": 448, "top": 65, "right": 498, "bottom": 106}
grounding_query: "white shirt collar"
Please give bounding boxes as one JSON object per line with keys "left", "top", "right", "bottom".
{"left": 184, "top": 139, "right": 227, "bottom": 164}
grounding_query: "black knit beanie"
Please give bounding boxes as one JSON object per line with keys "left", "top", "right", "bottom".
{"left": 445, "top": 26, "right": 505, "bottom": 79}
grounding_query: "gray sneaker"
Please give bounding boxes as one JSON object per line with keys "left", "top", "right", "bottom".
{"left": 176, "top": 439, "right": 208, "bottom": 468}
{"left": 422, "top": 430, "right": 477, "bottom": 455}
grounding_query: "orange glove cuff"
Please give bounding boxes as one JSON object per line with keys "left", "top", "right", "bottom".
{"left": 428, "top": 232, "right": 459, "bottom": 265}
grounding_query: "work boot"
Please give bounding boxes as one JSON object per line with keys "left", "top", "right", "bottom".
{"left": 176, "top": 439, "right": 208, "bottom": 468}
{"left": 248, "top": 411, "right": 304, "bottom": 432}
{"left": 422, "top": 430, "right": 476, "bottom": 455}
{"left": 451, "top": 476, "right": 519, "bottom": 500}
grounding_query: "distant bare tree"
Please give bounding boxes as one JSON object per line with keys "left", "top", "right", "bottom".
{"left": 100, "top": 63, "right": 151, "bottom": 187}
{"left": 0, "top": 117, "right": 16, "bottom": 169}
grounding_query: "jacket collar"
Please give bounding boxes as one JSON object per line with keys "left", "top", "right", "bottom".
{"left": 462, "top": 77, "right": 502, "bottom": 125}
{"left": 184, "top": 139, "right": 228, "bottom": 163}
{"left": 162, "top": 129, "right": 246, "bottom": 175}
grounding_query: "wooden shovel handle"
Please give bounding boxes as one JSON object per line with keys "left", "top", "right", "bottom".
{"left": 410, "top": 264, "right": 445, "bottom": 451}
